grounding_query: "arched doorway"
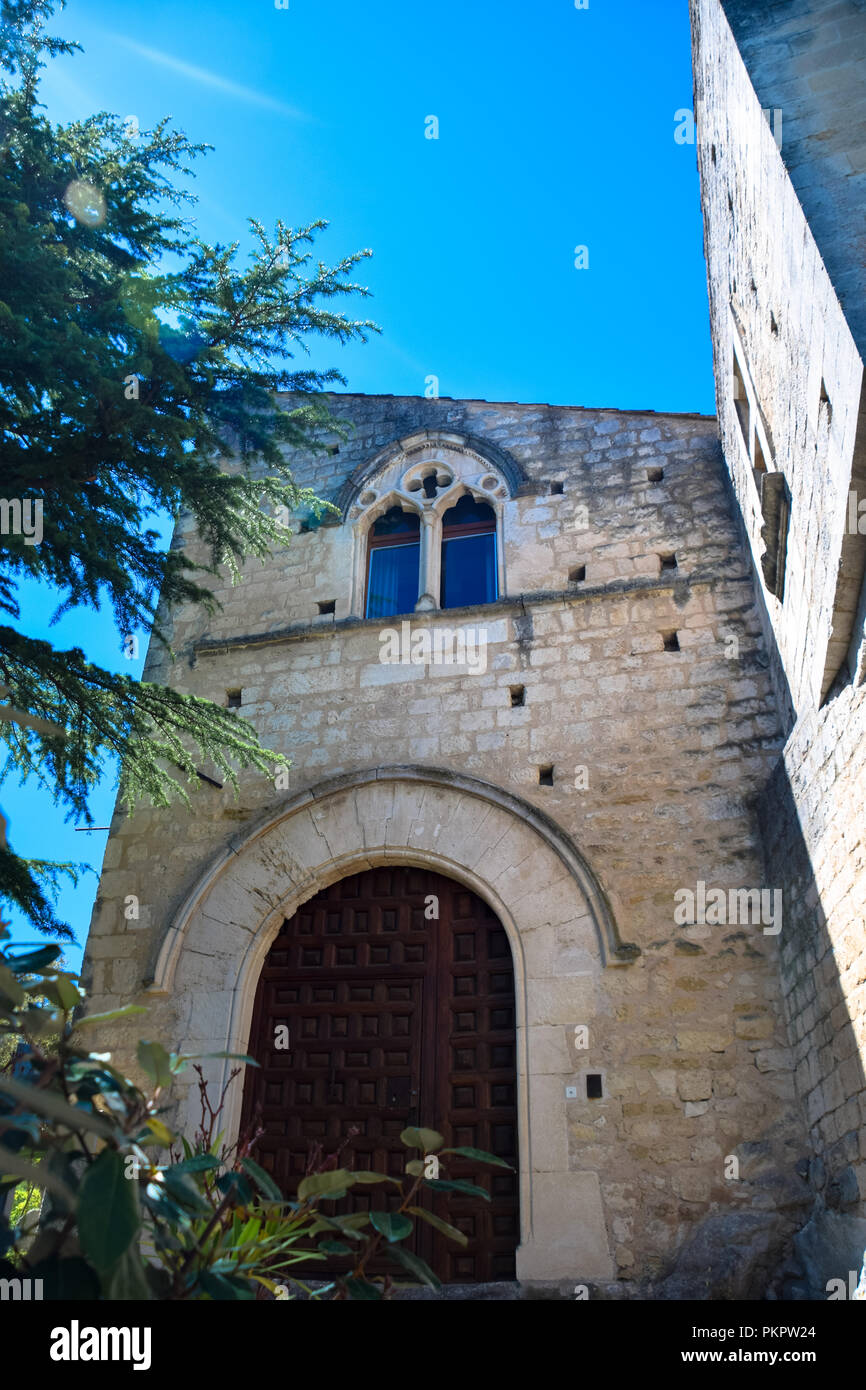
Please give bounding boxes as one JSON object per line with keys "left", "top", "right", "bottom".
{"left": 149, "top": 767, "right": 627, "bottom": 1281}
{"left": 239, "top": 864, "right": 519, "bottom": 1283}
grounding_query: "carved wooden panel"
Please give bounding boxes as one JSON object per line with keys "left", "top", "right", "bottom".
{"left": 240, "top": 866, "right": 518, "bottom": 1283}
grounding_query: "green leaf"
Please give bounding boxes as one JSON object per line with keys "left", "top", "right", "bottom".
{"left": 307, "top": 1217, "right": 339, "bottom": 1235}
{"left": 348, "top": 1170, "right": 400, "bottom": 1186}
{"left": 35, "top": 977, "right": 75, "bottom": 1010}
{"left": 424, "top": 1178, "right": 491, "bottom": 1201}
{"left": 0, "top": 961, "right": 25, "bottom": 1006}
{"left": 388, "top": 1245, "right": 441, "bottom": 1288}
{"left": 0, "top": 1074, "right": 116, "bottom": 1139}
{"left": 216, "top": 1171, "right": 253, "bottom": 1205}
{"left": 400, "top": 1127, "right": 444, "bottom": 1153}
{"left": 137, "top": 1040, "right": 173, "bottom": 1089}
{"left": 407, "top": 1206, "right": 469, "bottom": 1246}
{"left": 343, "top": 1276, "right": 384, "bottom": 1300}
{"left": 7, "top": 945, "right": 62, "bottom": 974}
{"left": 182, "top": 1051, "right": 258, "bottom": 1067}
{"left": 173, "top": 1153, "right": 221, "bottom": 1174}
{"left": 404, "top": 1160, "right": 425, "bottom": 1177}
{"left": 199, "top": 1271, "right": 256, "bottom": 1301}
{"left": 369, "top": 1210, "right": 413, "bottom": 1243}
{"left": 142, "top": 1117, "right": 173, "bottom": 1146}
{"left": 297, "top": 1168, "right": 353, "bottom": 1201}
{"left": 49, "top": 972, "right": 84, "bottom": 1011}
{"left": 103, "top": 1245, "right": 152, "bottom": 1301}
{"left": 161, "top": 1168, "right": 213, "bottom": 1215}
{"left": 240, "top": 1156, "right": 284, "bottom": 1202}
{"left": 440, "top": 1146, "right": 514, "bottom": 1169}
{"left": 78, "top": 1149, "right": 141, "bottom": 1273}
{"left": 318, "top": 1239, "right": 352, "bottom": 1255}
{"left": 328, "top": 1213, "right": 370, "bottom": 1237}
{"left": 75, "top": 1005, "right": 148, "bottom": 1029}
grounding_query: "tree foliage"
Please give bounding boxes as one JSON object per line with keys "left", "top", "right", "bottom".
{"left": 0, "top": 0, "right": 378, "bottom": 934}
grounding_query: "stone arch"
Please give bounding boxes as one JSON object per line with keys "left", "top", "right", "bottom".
{"left": 149, "top": 767, "right": 629, "bottom": 1280}
{"left": 334, "top": 429, "right": 529, "bottom": 521}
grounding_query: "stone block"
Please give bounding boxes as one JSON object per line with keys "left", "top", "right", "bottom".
{"left": 677, "top": 1070, "right": 713, "bottom": 1101}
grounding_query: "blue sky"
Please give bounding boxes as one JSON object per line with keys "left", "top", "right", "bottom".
{"left": 6, "top": 0, "right": 714, "bottom": 973}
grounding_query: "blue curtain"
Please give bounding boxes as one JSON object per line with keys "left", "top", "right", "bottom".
{"left": 441, "top": 533, "right": 497, "bottom": 609}
{"left": 366, "top": 543, "right": 421, "bottom": 619}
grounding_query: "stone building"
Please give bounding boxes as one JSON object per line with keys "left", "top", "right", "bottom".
{"left": 81, "top": 0, "right": 866, "bottom": 1296}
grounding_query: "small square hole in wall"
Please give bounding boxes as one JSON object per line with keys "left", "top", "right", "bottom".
{"left": 662, "top": 630, "right": 680, "bottom": 652}
{"left": 326, "top": 444, "right": 340, "bottom": 456}
{"left": 550, "top": 481, "right": 564, "bottom": 495}
{"left": 538, "top": 765, "right": 554, "bottom": 786}
{"left": 510, "top": 685, "right": 526, "bottom": 708}
{"left": 226, "top": 689, "right": 242, "bottom": 709}
{"left": 646, "top": 467, "right": 664, "bottom": 483}
{"left": 317, "top": 600, "right": 336, "bottom": 615}
{"left": 586, "top": 1073, "right": 603, "bottom": 1099}
{"left": 659, "top": 552, "right": 677, "bottom": 572}
{"left": 568, "top": 565, "right": 586, "bottom": 584}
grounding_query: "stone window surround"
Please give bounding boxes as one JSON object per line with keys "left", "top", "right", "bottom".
{"left": 348, "top": 445, "right": 509, "bottom": 618}
{"left": 729, "top": 306, "right": 794, "bottom": 609}
{"left": 729, "top": 306, "right": 775, "bottom": 490}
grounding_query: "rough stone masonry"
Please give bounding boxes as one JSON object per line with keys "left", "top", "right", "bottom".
{"left": 83, "top": 392, "right": 815, "bottom": 1296}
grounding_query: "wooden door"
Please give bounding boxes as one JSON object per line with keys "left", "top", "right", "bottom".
{"left": 239, "top": 866, "right": 519, "bottom": 1283}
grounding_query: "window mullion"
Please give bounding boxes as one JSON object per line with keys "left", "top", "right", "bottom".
{"left": 416, "top": 509, "right": 439, "bottom": 611}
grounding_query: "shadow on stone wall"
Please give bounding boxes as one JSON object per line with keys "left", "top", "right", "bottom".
{"left": 757, "top": 732, "right": 866, "bottom": 1298}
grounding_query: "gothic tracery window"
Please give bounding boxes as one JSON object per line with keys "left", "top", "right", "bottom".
{"left": 362, "top": 484, "right": 500, "bottom": 619}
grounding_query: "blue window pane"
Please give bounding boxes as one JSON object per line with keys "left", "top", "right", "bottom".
{"left": 366, "top": 543, "right": 420, "bottom": 618}
{"left": 441, "top": 533, "right": 497, "bottom": 609}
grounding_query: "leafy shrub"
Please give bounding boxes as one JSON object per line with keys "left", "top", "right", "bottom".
{"left": 0, "top": 924, "right": 510, "bottom": 1299}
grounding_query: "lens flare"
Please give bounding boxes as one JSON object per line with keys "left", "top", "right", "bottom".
{"left": 63, "top": 180, "right": 106, "bottom": 227}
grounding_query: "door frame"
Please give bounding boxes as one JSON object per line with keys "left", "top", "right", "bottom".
{"left": 223, "top": 846, "right": 532, "bottom": 1260}
{"left": 147, "top": 769, "right": 628, "bottom": 1281}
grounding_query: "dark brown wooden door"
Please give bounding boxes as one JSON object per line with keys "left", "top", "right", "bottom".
{"left": 239, "top": 866, "right": 519, "bottom": 1283}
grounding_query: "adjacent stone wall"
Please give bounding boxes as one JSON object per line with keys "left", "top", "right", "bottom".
{"left": 83, "top": 395, "right": 812, "bottom": 1293}
{"left": 759, "top": 681, "right": 866, "bottom": 1220}
{"left": 691, "top": 0, "right": 866, "bottom": 715}
{"left": 691, "top": 0, "right": 866, "bottom": 1289}
{"left": 720, "top": 0, "right": 866, "bottom": 362}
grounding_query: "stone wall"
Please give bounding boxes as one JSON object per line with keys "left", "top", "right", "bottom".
{"left": 759, "top": 681, "right": 866, "bottom": 1212}
{"left": 82, "top": 394, "right": 812, "bottom": 1293}
{"left": 720, "top": 0, "right": 866, "bottom": 362}
{"left": 691, "top": 0, "right": 866, "bottom": 715}
{"left": 691, "top": 0, "right": 866, "bottom": 1289}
